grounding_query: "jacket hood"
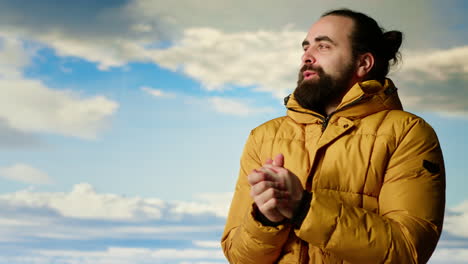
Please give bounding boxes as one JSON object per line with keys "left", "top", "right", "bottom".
{"left": 285, "top": 78, "right": 403, "bottom": 124}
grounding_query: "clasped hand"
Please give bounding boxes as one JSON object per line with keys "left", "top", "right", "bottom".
{"left": 247, "top": 153, "right": 304, "bottom": 223}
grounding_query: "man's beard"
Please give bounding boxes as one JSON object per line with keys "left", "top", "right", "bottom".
{"left": 293, "top": 63, "right": 355, "bottom": 115}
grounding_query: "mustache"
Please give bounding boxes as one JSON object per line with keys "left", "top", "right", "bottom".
{"left": 300, "top": 64, "right": 324, "bottom": 74}
{"left": 298, "top": 64, "right": 325, "bottom": 84}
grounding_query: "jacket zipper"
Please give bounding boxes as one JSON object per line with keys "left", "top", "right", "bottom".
{"left": 298, "top": 239, "right": 309, "bottom": 263}
{"left": 321, "top": 94, "right": 368, "bottom": 131}
{"left": 288, "top": 94, "right": 368, "bottom": 263}
{"left": 321, "top": 115, "right": 331, "bottom": 131}
{"left": 287, "top": 95, "right": 367, "bottom": 131}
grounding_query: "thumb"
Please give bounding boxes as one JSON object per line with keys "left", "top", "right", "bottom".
{"left": 272, "top": 153, "right": 284, "bottom": 167}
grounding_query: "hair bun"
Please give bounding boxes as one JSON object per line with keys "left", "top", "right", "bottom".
{"left": 382, "top": 31, "right": 403, "bottom": 61}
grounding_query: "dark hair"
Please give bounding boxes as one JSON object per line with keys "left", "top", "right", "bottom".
{"left": 322, "top": 8, "right": 403, "bottom": 82}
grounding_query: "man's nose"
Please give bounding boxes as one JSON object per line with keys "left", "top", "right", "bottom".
{"left": 302, "top": 51, "right": 316, "bottom": 65}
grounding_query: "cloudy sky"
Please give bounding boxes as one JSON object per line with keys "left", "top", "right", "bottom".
{"left": 0, "top": 0, "right": 467, "bottom": 263}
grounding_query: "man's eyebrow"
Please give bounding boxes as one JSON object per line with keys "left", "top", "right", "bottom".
{"left": 302, "top": 36, "right": 337, "bottom": 47}
{"left": 315, "top": 35, "right": 337, "bottom": 45}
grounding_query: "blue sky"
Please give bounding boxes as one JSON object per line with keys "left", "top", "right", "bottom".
{"left": 0, "top": 0, "right": 467, "bottom": 263}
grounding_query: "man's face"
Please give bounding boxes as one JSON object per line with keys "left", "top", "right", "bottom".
{"left": 293, "top": 15, "right": 357, "bottom": 113}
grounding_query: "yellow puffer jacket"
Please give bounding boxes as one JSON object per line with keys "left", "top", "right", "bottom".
{"left": 221, "top": 79, "right": 445, "bottom": 264}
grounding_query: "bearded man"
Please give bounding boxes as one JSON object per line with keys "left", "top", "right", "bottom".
{"left": 221, "top": 8, "right": 445, "bottom": 264}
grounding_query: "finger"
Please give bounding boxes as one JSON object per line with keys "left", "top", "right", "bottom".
{"left": 259, "top": 197, "right": 279, "bottom": 213}
{"left": 258, "top": 197, "right": 289, "bottom": 222}
{"left": 260, "top": 167, "right": 279, "bottom": 177}
{"left": 247, "top": 169, "right": 271, "bottom": 186}
{"left": 262, "top": 164, "right": 289, "bottom": 176}
{"left": 261, "top": 166, "right": 288, "bottom": 189}
{"left": 273, "top": 153, "right": 284, "bottom": 167}
{"left": 264, "top": 158, "right": 273, "bottom": 165}
{"left": 253, "top": 187, "right": 289, "bottom": 206}
{"left": 261, "top": 164, "right": 280, "bottom": 174}
{"left": 257, "top": 203, "right": 284, "bottom": 223}
{"left": 277, "top": 203, "right": 293, "bottom": 219}
{"left": 260, "top": 168, "right": 286, "bottom": 189}
{"left": 250, "top": 180, "right": 281, "bottom": 196}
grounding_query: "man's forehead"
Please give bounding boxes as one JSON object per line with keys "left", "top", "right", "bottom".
{"left": 305, "top": 15, "right": 354, "bottom": 42}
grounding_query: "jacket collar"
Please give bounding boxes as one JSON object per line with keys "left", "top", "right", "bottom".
{"left": 285, "top": 78, "right": 403, "bottom": 124}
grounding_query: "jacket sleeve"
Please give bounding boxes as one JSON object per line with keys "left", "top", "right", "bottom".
{"left": 221, "top": 131, "right": 291, "bottom": 264}
{"left": 294, "top": 118, "right": 446, "bottom": 263}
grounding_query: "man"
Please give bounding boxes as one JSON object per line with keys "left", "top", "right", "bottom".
{"left": 221, "top": 8, "right": 445, "bottom": 264}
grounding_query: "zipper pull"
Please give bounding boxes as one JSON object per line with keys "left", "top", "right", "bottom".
{"left": 322, "top": 116, "right": 330, "bottom": 131}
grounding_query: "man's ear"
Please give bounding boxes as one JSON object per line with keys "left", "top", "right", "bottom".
{"left": 355, "top": 52, "right": 374, "bottom": 78}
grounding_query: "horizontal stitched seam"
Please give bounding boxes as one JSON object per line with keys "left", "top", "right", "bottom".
{"left": 315, "top": 187, "right": 378, "bottom": 198}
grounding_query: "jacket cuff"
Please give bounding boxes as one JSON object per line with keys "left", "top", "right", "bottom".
{"left": 243, "top": 204, "right": 290, "bottom": 244}
{"left": 253, "top": 204, "right": 286, "bottom": 227}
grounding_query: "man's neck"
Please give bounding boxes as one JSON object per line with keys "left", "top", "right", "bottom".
{"left": 326, "top": 77, "right": 367, "bottom": 115}
{"left": 324, "top": 103, "right": 339, "bottom": 116}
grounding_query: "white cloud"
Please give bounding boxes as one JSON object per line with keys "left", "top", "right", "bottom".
{"left": 192, "top": 240, "right": 221, "bottom": 249}
{"left": 180, "top": 262, "right": 226, "bottom": 264}
{"left": 0, "top": 247, "right": 227, "bottom": 264}
{"left": 0, "top": 0, "right": 443, "bottom": 50}
{"left": 0, "top": 163, "right": 52, "bottom": 185}
{"left": 149, "top": 27, "right": 467, "bottom": 118}
{"left": 0, "top": 118, "right": 43, "bottom": 148}
{"left": 0, "top": 184, "right": 229, "bottom": 263}
{"left": 0, "top": 183, "right": 231, "bottom": 222}
{"left": 123, "top": 0, "right": 445, "bottom": 50}
{"left": 150, "top": 248, "right": 224, "bottom": 259}
{"left": 391, "top": 46, "right": 468, "bottom": 117}
{"left": 0, "top": 0, "right": 446, "bottom": 73}
{"left": 141, "top": 86, "right": 175, "bottom": 98}
{"left": 399, "top": 46, "right": 468, "bottom": 81}
{"left": 1, "top": 1, "right": 467, "bottom": 117}
{"left": 0, "top": 34, "right": 33, "bottom": 78}
{"left": 0, "top": 184, "right": 466, "bottom": 264}
{"left": 13, "top": 87, "right": 115, "bottom": 139}
{"left": 151, "top": 28, "right": 468, "bottom": 117}
{"left": 0, "top": 217, "right": 40, "bottom": 227}
{"left": 192, "top": 193, "right": 233, "bottom": 218}
{"left": 209, "top": 96, "right": 275, "bottom": 116}
{"left": 151, "top": 28, "right": 303, "bottom": 97}
{"left": 36, "top": 31, "right": 150, "bottom": 70}
{"left": 0, "top": 78, "right": 118, "bottom": 139}
{"left": 437, "top": 239, "right": 468, "bottom": 249}
{"left": 1, "top": 183, "right": 165, "bottom": 220}
{"left": 106, "top": 225, "right": 225, "bottom": 237}
{"left": 429, "top": 248, "right": 468, "bottom": 263}
{"left": 142, "top": 86, "right": 164, "bottom": 97}
{"left": 37, "top": 247, "right": 225, "bottom": 260}
{"left": 0, "top": 35, "right": 119, "bottom": 139}
{"left": 0, "top": 1, "right": 165, "bottom": 71}
{"left": 146, "top": 191, "right": 233, "bottom": 220}
{"left": 18, "top": 224, "right": 225, "bottom": 242}
{"left": 443, "top": 200, "right": 468, "bottom": 238}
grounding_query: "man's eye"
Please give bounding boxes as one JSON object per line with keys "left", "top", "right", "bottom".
{"left": 318, "top": 44, "right": 330, "bottom": 50}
